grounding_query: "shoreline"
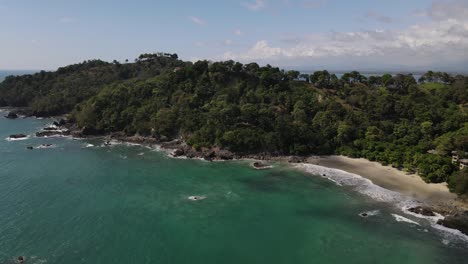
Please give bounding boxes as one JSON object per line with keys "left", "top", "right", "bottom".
{"left": 303, "top": 155, "right": 466, "bottom": 211}
{"left": 6, "top": 115, "right": 468, "bottom": 235}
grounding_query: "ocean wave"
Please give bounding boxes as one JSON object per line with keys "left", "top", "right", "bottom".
{"left": 295, "top": 163, "right": 407, "bottom": 203}
{"left": 432, "top": 223, "right": 468, "bottom": 244}
{"left": 295, "top": 163, "right": 468, "bottom": 244}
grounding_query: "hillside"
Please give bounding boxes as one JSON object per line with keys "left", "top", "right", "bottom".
{"left": 1, "top": 54, "right": 468, "bottom": 194}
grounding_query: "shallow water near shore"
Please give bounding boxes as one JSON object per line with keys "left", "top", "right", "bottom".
{"left": 1, "top": 115, "right": 468, "bottom": 264}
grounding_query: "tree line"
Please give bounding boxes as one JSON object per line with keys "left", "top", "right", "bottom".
{"left": 1, "top": 54, "right": 467, "bottom": 194}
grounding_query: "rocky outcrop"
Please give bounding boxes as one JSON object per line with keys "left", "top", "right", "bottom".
{"left": 5, "top": 112, "right": 18, "bottom": 119}
{"left": 216, "top": 149, "right": 234, "bottom": 160}
{"left": 288, "top": 156, "right": 305, "bottom": 163}
{"left": 121, "top": 135, "right": 159, "bottom": 145}
{"left": 53, "top": 119, "right": 67, "bottom": 127}
{"left": 36, "top": 130, "right": 69, "bottom": 137}
{"left": 437, "top": 210, "right": 468, "bottom": 235}
{"left": 408, "top": 206, "right": 436, "bottom": 217}
{"left": 9, "top": 134, "right": 27, "bottom": 139}
{"left": 162, "top": 141, "right": 234, "bottom": 161}
{"left": 172, "top": 148, "right": 185, "bottom": 157}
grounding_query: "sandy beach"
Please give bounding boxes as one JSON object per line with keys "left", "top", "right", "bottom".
{"left": 304, "top": 155, "right": 466, "bottom": 210}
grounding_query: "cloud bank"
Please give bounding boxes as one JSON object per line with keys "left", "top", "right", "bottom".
{"left": 222, "top": 0, "right": 468, "bottom": 71}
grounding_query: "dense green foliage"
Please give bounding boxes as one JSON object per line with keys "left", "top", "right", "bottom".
{"left": 1, "top": 54, "right": 468, "bottom": 193}
{"left": 452, "top": 169, "right": 468, "bottom": 196}
{"left": 0, "top": 53, "right": 185, "bottom": 116}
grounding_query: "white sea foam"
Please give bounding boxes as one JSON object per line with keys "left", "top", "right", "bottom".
{"left": 392, "top": 214, "right": 420, "bottom": 225}
{"left": 5, "top": 135, "right": 30, "bottom": 141}
{"left": 295, "top": 163, "right": 407, "bottom": 203}
{"left": 37, "top": 134, "right": 70, "bottom": 139}
{"left": 432, "top": 222, "right": 468, "bottom": 243}
{"left": 188, "top": 196, "right": 206, "bottom": 201}
{"left": 401, "top": 205, "right": 444, "bottom": 224}
{"left": 359, "top": 210, "right": 380, "bottom": 217}
{"left": 36, "top": 144, "right": 56, "bottom": 149}
{"left": 295, "top": 163, "right": 468, "bottom": 242}
{"left": 85, "top": 143, "right": 95, "bottom": 148}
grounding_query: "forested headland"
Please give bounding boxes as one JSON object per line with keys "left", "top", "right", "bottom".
{"left": 1, "top": 53, "right": 467, "bottom": 194}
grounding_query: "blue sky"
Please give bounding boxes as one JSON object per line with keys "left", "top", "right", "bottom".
{"left": 0, "top": 0, "right": 467, "bottom": 72}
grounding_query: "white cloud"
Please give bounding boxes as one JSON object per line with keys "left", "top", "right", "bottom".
{"left": 234, "top": 29, "right": 243, "bottom": 36}
{"left": 221, "top": 0, "right": 468, "bottom": 69}
{"left": 241, "top": 0, "right": 266, "bottom": 11}
{"left": 188, "top": 16, "right": 206, "bottom": 25}
{"left": 429, "top": 0, "right": 468, "bottom": 21}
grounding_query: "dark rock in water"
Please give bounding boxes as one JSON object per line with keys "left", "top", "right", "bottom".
{"left": 408, "top": 206, "right": 436, "bottom": 217}
{"left": 17, "top": 256, "right": 25, "bottom": 263}
{"left": 185, "top": 151, "right": 196, "bottom": 159}
{"left": 288, "top": 156, "right": 304, "bottom": 163}
{"left": 27, "top": 146, "right": 33, "bottom": 150}
{"left": 9, "top": 134, "right": 27, "bottom": 139}
{"left": 252, "top": 162, "right": 272, "bottom": 169}
{"left": 173, "top": 148, "right": 185, "bottom": 157}
{"left": 36, "top": 130, "right": 68, "bottom": 137}
{"left": 437, "top": 210, "right": 468, "bottom": 235}
{"left": 5, "top": 112, "right": 18, "bottom": 119}
{"left": 359, "top": 213, "right": 368, "bottom": 217}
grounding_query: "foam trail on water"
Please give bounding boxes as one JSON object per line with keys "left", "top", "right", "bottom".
{"left": 392, "top": 214, "right": 420, "bottom": 225}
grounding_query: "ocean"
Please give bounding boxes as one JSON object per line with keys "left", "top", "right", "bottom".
{"left": 0, "top": 113, "right": 467, "bottom": 264}
{"left": 0, "top": 70, "right": 37, "bottom": 82}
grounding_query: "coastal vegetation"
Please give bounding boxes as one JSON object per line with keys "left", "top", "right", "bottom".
{"left": 1, "top": 53, "right": 467, "bottom": 194}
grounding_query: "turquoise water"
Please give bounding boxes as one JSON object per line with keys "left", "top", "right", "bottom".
{"left": 1, "top": 114, "right": 467, "bottom": 264}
